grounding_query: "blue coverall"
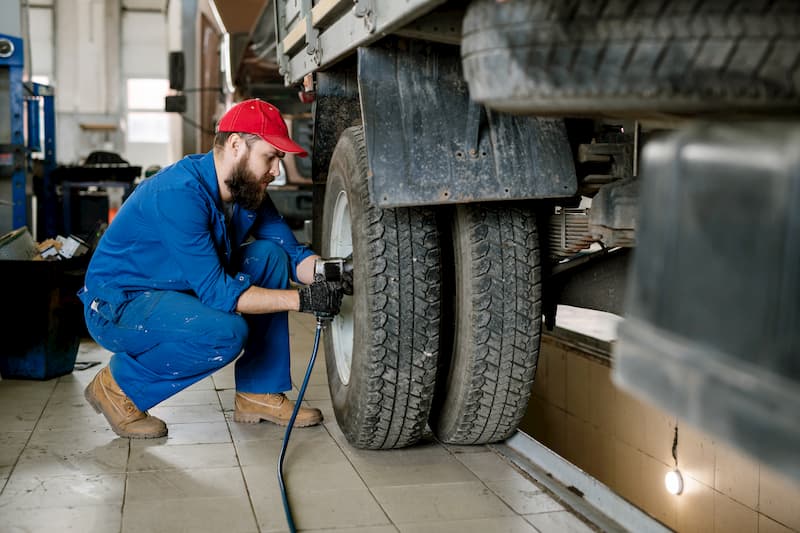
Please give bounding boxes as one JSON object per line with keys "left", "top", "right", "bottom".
{"left": 78, "top": 151, "right": 314, "bottom": 411}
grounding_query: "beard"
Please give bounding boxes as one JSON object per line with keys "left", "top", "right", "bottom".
{"left": 225, "top": 156, "right": 267, "bottom": 211}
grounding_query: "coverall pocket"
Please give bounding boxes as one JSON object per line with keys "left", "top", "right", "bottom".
{"left": 89, "top": 298, "right": 128, "bottom": 324}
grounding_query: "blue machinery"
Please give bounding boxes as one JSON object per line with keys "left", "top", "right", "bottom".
{"left": 0, "top": 33, "right": 57, "bottom": 236}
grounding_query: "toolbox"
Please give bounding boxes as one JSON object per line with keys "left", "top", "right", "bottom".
{"left": 0, "top": 254, "right": 88, "bottom": 380}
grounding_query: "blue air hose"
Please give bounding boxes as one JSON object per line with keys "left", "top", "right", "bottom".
{"left": 277, "top": 317, "right": 325, "bottom": 533}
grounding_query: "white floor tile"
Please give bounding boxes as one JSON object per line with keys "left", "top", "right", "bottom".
{"left": 486, "top": 478, "right": 563, "bottom": 515}
{"left": 148, "top": 403, "right": 227, "bottom": 424}
{"left": 524, "top": 510, "right": 597, "bottom": 533}
{"left": 0, "top": 331, "right": 599, "bottom": 533}
{"left": 126, "top": 467, "right": 247, "bottom": 502}
{"left": 0, "top": 431, "right": 30, "bottom": 467}
{"left": 122, "top": 497, "right": 258, "bottom": 533}
{"left": 128, "top": 442, "right": 239, "bottom": 472}
{"left": 0, "top": 471, "right": 125, "bottom": 509}
{"left": 158, "top": 388, "right": 221, "bottom": 407}
{"left": 398, "top": 516, "right": 538, "bottom": 533}
{"left": 1, "top": 504, "right": 122, "bottom": 533}
{"left": 133, "top": 421, "right": 231, "bottom": 446}
{"left": 344, "top": 442, "right": 480, "bottom": 488}
{"left": 372, "top": 481, "right": 516, "bottom": 524}
{"left": 17, "top": 428, "right": 129, "bottom": 476}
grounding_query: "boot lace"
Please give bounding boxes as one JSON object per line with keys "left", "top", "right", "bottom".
{"left": 123, "top": 397, "right": 141, "bottom": 417}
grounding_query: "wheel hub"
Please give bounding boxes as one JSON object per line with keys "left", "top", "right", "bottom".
{"left": 329, "top": 190, "right": 354, "bottom": 385}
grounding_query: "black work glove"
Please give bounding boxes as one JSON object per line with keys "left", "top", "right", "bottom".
{"left": 298, "top": 281, "right": 344, "bottom": 317}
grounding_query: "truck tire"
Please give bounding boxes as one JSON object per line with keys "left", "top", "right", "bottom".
{"left": 430, "top": 204, "right": 542, "bottom": 445}
{"left": 462, "top": 0, "right": 800, "bottom": 116}
{"left": 321, "top": 126, "right": 442, "bottom": 449}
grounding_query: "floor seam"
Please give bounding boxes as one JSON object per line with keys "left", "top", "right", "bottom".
{"left": 218, "top": 376, "right": 263, "bottom": 533}
{"left": 0, "top": 380, "right": 58, "bottom": 496}
{"left": 120, "top": 436, "right": 131, "bottom": 533}
{"left": 321, "top": 421, "right": 401, "bottom": 532}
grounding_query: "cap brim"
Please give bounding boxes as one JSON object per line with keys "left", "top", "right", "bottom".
{"left": 263, "top": 134, "right": 309, "bottom": 158}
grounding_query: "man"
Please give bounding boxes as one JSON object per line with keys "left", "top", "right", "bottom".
{"left": 78, "top": 99, "right": 344, "bottom": 439}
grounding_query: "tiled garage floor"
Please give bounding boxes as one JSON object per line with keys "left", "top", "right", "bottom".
{"left": 0, "top": 312, "right": 596, "bottom": 533}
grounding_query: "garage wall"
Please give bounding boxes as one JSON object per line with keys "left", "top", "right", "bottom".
{"left": 120, "top": 8, "right": 175, "bottom": 168}
{"left": 520, "top": 332, "right": 800, "bottom": 533}
{"left": 28, "top": 4, "right": 54, "bottom": 83}
{"left": 0, "top": 2, "right": 22, "bottom": 37}
{"left": 54, "top": 0, "right": 123, "bottom": 164}
{"left": 24, "top": 0, "right": 181, "bottom": 166}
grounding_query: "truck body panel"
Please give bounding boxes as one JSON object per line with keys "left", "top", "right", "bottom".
{"left": 276, "top": 0, "right": 448, "bottom": 84}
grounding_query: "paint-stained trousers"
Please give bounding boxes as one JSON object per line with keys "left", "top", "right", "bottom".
{"left": 82, "top": 240, "right": 293, "bottom": 411}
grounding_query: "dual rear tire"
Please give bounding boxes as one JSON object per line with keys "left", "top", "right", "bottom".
{"left": 322, "top": 126, "right": 542, "bottom": 449}
{"left": 462, "top": 0, "right": 800, "bottom": 116}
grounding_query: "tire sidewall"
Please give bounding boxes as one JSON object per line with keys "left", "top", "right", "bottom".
{"left": 320, "top": 131, "right": 369, "bottom": 441}
{"left": 435, "top": 205, "right": 474, "bottom": 437}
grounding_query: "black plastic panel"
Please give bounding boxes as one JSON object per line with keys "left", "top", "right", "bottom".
{"left": 613, "top": 121, "right": 800, "bottom": 482}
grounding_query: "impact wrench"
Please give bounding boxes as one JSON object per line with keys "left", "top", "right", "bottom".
{"left": 277, "top": 312, "right": 330, "bottom": 533}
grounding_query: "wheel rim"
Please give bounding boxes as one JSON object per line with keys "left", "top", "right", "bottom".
{"left": 330, "top": 190, "right": 354, "bottom": 385}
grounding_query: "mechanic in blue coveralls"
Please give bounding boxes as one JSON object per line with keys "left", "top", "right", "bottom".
{"left": 78, "top": 99, "right": 345, "bottom": 439}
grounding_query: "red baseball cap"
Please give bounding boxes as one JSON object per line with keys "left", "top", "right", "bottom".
{"left": 217, "top": 99, "right": 308, "bottom": 157}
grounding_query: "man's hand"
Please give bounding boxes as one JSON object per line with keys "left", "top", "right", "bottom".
{"left": 298, "top": 281, "right": 344, "bottom": 317}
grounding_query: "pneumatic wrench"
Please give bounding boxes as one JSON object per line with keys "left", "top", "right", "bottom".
{"left": 312, "top": 255, "right": 353, "bottom": 321}
{"left": 313, "top": 255, "right": 354, "bottom": 292}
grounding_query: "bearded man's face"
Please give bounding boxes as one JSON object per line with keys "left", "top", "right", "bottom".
{"left": 226, "top": 152, "right": 269, "bottom": 210}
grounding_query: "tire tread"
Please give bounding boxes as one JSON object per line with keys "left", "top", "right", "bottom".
{"left": 462, "top": 0, "right": 800, "bottom": 114}
{"left": 331, "top": 127, "right": 441, "bottom": 449}
{"left": 432, "top": 204, "right": 541, "bottom": 445}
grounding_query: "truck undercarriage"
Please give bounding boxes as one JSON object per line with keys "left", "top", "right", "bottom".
{"left": 226, "top": 0, "right": 799, "bottom": 481}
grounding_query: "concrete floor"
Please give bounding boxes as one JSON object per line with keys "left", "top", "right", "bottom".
{"left": 0, "top": 312, "right": 596, "bottom": 533}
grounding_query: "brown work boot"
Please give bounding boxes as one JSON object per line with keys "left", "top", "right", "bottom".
{"left": 84, "top": 366, "right": 167, "bottom": 438}
{"left": 234, "top": 392, "right": 323, "bottom": 427}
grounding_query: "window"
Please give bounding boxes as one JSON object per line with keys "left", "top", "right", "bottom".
{"left": 126, "top": 78, "right": 169, "bottom": 143}
{"left": 127, "top": 78, "right": 168, "bottom": 109}
{"left": 127, "top": 112, "right": 169, "bottom": 143}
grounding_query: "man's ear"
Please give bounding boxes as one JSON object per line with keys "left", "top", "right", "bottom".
{"left": 227, "top": 133, "right": 243, "bottom": 157}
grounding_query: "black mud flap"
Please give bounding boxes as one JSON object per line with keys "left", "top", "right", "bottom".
{"left": 357, "top": 38, "right": 577, "bottom": 208}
